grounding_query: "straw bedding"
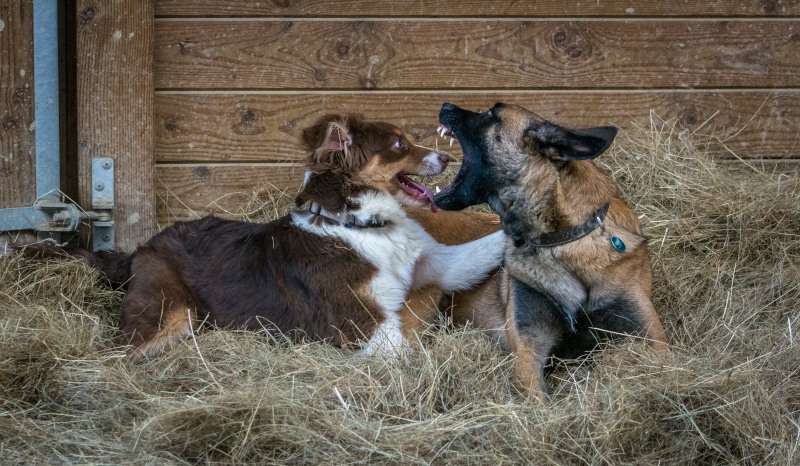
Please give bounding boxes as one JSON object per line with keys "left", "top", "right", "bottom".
{"left": 1, "top": 120, "right": 798, "bottom": 464}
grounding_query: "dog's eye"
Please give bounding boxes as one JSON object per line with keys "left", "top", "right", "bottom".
{"left": 393, "top": 139, "right": 403, "bottom": 149}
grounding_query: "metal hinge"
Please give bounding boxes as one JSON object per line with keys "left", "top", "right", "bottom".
{"left": 0, "top": 158, "right": 115, "bottom": 251}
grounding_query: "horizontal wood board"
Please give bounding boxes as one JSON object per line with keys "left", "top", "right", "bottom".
{"left": 156, "top": 163, "right": 307, "bottom": 225}
{"left": 154, "top": 20, "right": 800, "bottom": 90}
{"left": 156, "top": 159, "right": 799, "bottom": 225}
{"left": 154, "top": 1, "right": 800, "bottom": 17}
{"left": 155, "top": 91, "right": 800, "bottom": 163}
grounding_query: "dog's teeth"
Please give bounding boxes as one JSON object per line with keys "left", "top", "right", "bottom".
{"left": 449, "top": 137, "right": 454, "bottom": 147}
{"left": 435, "top": 185, "right": 441, "bottom": 194}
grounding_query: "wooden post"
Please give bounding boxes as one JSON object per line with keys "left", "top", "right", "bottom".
{"left": 75, "top": 0, "right": 155, "bottom": 251}
{"left": 0, "top": 1, "right": 36, "bottom": 211}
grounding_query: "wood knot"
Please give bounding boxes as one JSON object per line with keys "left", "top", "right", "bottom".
{"left": 194, "top": 166, "right": 211, "bottom": 181}
{"left": 231, "top": 108, "right": 265, "bottom": 135}
{"left": 1, "top": 116, "right": 18, "bottom": 130}
{"left": 163, "top": 120, "right": 178, "bottom": 132}
{"left": 313, "top": 68, "right": 328, "bottom": 83}
{"left": 336, "top": 42, "right": 351, "bottom": 58}
{"left": 549, "top": 26, "right": 592, "bottom": 62}
{"left": 359, "top": 76, "right": 377, "bottom": 89}
{"left": 565, "top": 45, "right": 583, "bottom": 59}
{"left": 679, "top": 114, "right": 697, "bottom": 126}
{"left": 79, "top": 6, "right": 96, "bottom": 27}
{"left": 12, "top": 88, "right": 28, "bottom": 105}
{"left": 760, "top": 0, "right": 777, "bottom": 13}
{"left": 240, "top": 108, "right": 257, "bottom": 123}
{"left": 273, "top": 0, "right": 292, "bottom": 8}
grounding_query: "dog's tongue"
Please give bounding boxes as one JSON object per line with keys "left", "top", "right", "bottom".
{"left": 397, "top": 174, "right": 438, "bottom": 212}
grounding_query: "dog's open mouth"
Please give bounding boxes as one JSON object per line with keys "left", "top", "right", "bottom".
{"left": 437, "top": 124, "right": 455, "bottom": 145}
{"left": 397, "top": 174, "right": 438, "bottom": 212}
{"left": 435, "top": 123, "right": 458, "bottom": 193}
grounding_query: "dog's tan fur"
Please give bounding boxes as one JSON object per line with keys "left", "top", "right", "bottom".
{"left": 434, "top": 102, "right": 668, "bottom": 399}
{"left": 400, "top": 209, "right": 504, "bottom": 340}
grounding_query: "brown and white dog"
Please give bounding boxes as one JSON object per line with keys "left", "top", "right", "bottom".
{"left": 20, "top": 113, "right": 506, "bottom": 362}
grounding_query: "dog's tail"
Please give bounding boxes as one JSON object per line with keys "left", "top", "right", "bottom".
{"left": 2, "top": 237, "right": 133, "bottom": 288}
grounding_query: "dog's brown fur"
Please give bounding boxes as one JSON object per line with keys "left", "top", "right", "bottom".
{"left": 17, "top": 113, "right": 509, "bottom": 362}
{"left": 434, "top": 102, "right": 668, "bottom": 399}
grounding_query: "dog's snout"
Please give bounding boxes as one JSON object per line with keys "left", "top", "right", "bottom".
{"left": 437, "top": 152, "right": 449, "bottom": 164}
{"left": 441, "top": 102, "right": 457, "bottom": 112}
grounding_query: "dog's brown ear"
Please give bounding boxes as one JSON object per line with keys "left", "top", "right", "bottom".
{"left": 305, "top": 120, "right": 354, "bottom": 169}
{"left": 528, "top": 123, "right": 618, "bottom": 161}
{"left": 319, "top": 121, "right": 353, "bottom": 154}
{"left": 302, "top": 114, "right": 345, "bottom": 150}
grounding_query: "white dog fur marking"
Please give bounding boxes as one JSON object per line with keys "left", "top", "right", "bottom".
{"left": 293, "top": 190, "right": 505, "bottom": 355}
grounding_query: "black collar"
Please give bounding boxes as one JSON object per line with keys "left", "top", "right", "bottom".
{"left": 513, "top": 202, "right": 610, "bottom": 248}
{"left": 308, "top": 201, "right": 387, "bottom": 229}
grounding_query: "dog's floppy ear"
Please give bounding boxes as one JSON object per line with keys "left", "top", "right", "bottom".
{"left": 304, "top": 119, "right": 356, "bottom": 170}
{"left": 527, "top": 123, "right": 618, "bottom": 161}
{"left": 319, "top": 121, "right": 353, "bottom": 154}
{"left": 302, "top": 114, "right": 348, "bottom": 150}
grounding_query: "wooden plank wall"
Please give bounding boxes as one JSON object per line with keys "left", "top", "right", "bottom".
{"left": 152, "top": 1, "right": 800, "bottom": 226}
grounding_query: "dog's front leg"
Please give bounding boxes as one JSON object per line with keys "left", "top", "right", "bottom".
{"left": 412, "top": 230, "right": 506, "bottom": 293}
{"left": 506, "top": 278, "right": 565, "bottom": 401}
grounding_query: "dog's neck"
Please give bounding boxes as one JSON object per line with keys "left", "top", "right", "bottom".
{"left": 296, "top": 168, "right": 409, "bottom": 229}
{"left": 492, "top": 160, "right": 617, "bottom": 246}
{"left": 307, "top": 200, "right": 387, "bottom": 228}
{"left": 299, "top": 190, "right": 406, "bottom": 229}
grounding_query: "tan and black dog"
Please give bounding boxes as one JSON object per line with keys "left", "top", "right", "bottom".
{"left": 434, "top": 102, "right": 668, "bottom": 399}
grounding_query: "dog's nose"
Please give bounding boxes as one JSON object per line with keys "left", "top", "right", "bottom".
{"left": 441, "top": 102, "right": 457, "bottom": 112}
{"left": 438, "top": 152, "right": 449, "bottom": 164}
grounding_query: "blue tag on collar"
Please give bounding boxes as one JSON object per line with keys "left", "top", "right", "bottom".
{"left": 610, "top": 236, "right": 626, "bottom": 252}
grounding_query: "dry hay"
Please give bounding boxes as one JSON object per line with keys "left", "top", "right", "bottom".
{"left": 1, "top": 119, "right": 799, "bottom": 465}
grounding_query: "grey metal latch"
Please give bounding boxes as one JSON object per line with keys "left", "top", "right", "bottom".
{"left": 0, "top": 157, "right": 116, "bottom": 251}
{"left": 91, "top": 158, "right": 115, "bottom": 251}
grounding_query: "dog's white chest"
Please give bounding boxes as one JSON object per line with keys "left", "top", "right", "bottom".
{"left": 292, "top": 212, "right": 424, "bottom": 312}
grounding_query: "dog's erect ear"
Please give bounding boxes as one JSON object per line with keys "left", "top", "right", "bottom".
{"left": 528, "top": 123, "right": 618, "bottom": 161}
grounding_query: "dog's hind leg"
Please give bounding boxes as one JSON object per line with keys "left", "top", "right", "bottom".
{"left": 564, "top": 290, "right": 669, "bottom": 359}
{"left": 506, "top": 278, "right": 565, "bottom": 401}
{"left": 627, "top": 289, "right": 669, "bottom": 354}
{"left": 119, "top": 252, "right": 197, "bottom": 363}
{"left": 400, "top": 285, "right": 443, "bottom": 341}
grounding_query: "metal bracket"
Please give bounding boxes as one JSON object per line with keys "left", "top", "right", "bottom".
{"left": 0, "top": 157, "right": 115, "bottom": 251}
{"left": 91, "top": 158, "right": 115, "bottom": 251}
